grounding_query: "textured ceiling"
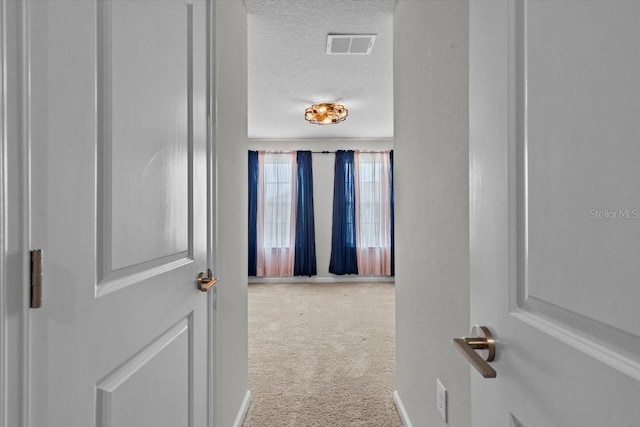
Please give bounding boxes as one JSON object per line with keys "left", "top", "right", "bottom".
{"left": 247, "top": 0, "right": 395, "bottom": 139}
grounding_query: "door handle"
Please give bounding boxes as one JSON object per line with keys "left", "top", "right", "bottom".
{"left": 453, "top": 325, "right": 496, "bottom": 378}
{"left": 197, "top": 269, "right": 218, "bottom": 292}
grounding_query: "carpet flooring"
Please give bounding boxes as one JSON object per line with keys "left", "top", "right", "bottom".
{"left": 244, "top": 282, "right": 402, "bottom": 427}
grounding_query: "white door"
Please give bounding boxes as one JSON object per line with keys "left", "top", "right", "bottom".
{"left": 27, "top": 1, "right": 214, "bottom": 426}
{"left": 469, "top": 1, "right": 640, "bottom": 426}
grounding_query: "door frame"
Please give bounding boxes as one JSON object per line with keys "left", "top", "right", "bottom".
{"left": 0, "top": 1, "right": 219, "bottom": 426}
{"left": 1, "top": 0, "right": 6, "bottom": 422}
{"left": 1, "top": 1, "right": 6, "bottom": 425}
{"left": 206, "top": 1, "right": 218, "bottom": 426}
{"left": 1, "top": 0, "right": 30, "bottom": 426}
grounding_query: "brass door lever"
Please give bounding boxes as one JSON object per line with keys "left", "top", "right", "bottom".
{"left": 197, "top": 269, "right": 218, "bottom": 292}
{"left": 453, "top": 325, "right": 497, "bottom": 378}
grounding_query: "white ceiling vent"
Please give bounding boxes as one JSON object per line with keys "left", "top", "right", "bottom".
{"left": 326, "top": 34, "right": 377, "bottom": 55}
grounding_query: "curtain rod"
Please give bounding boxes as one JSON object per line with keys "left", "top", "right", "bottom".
{"left": 310, "top": 150, "right": 393, "bottom": 154}
{"left": 253, "top": 150, "right": 391, "bottom": 154}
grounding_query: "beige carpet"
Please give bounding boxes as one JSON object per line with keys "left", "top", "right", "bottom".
{"left": 244, "top": 282, "right": 402, "bottom": 427}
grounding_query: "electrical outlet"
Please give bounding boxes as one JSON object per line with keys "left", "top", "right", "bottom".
{"left": 437, "top": 378, "right": 447, "bottom": 423}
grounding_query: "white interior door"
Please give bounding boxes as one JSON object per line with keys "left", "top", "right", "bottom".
{"left": 27, "top": 1, "right": 213, "bottom": 425}
{"left": 469, "top": 1, "right": 640, "bottom": 426}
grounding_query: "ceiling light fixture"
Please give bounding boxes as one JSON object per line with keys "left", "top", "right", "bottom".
{"left": 304, "top": 103, "right": 348, "bottom": 125}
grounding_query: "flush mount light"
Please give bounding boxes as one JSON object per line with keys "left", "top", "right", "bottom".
{"left": 304, "top": 103, "right": 348, "bottom": 125}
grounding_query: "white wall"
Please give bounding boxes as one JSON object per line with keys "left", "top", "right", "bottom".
{"left": 215, "top": 1, "right": 249, "bottom": 426}
{"left": 248, "top": 139, "right": 394, "bottom": 282}
{"left": 394, "top": 1, "right": 470, "bottom": 427}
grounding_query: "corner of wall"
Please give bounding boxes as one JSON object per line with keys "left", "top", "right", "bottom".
{"left": 393, "top": 1, "right": 470, "bottom": 426}
{"left": 215, "top": 0, "right": 249, "bottom": 426}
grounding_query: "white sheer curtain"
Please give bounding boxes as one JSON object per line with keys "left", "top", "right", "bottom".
{"left": 256, "top": 152, "right": 297, "bottom": 276}
{"left": 354, "top": 151, "right": 392, "bottom": 276}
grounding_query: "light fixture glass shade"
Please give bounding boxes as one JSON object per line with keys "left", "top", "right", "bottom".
{"left": 305, "top": 103, "right": 348, "bottom": 125}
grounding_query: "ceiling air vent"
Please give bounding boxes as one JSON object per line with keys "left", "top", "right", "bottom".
{"left": 326, "top": 34, "right": 377, "bottom": 55}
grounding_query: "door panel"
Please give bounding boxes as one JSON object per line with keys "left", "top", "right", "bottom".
{"left": 95, "top": 317, "right": 191, "bottom": 427}
{"left": 27, "top": 1, "right": 211, "bottom": 426}
{"left": 96, "top": 0, "right": 196, "bottom": 294}
{"left": 523, "top": 0, "right": 640, "bottom": 338}
{"left": 470, "top": 1, "right": 640, "bottom": 426}
{"left": 100, "top": 0, "right": 191, "bottom": 273}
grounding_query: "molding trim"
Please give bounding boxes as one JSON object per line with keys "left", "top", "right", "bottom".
{"left": 231, "top": 391, "right": 252, "bottom": 427}
{"left": 249, "top": 137, "right": 394, "bottom": 143}
{"left": 2, "top": 1, "right": 30, "bottom": 425}
{"left": 248, "top": 138, "right": 394, "bottom": 152}
{"left": 0, "top": 2, "right": 7, "bottom": 426}
{"left": 249, "top": 276, "right": 395, "bottom": 285}
{"left": 207, "top": 1, "right": 217, "bottom": 426}
{"left": 393, "top": 390, "right": 413, "bottom": 427}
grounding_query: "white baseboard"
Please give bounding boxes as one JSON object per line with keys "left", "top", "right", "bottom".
{"left": 393, "top": 390, "right": 413, "bottom": 427}
{"left": 249, "top": 276, "right": 395, "bottom": 284}
{"left": 232, "top": 390, "right": 252, "bottom": 427}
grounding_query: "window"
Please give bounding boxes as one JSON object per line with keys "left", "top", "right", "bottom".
{"left": 329, "top": 150, "right": 393, "bottom": 276}
{"left": 255, "top": 152, "right": 297, "bottom": 276}
{"left": 248, "top": 151, "right": 317, "bottom": 277}
{"left": 262, "top": 154, "right": 294, "bottom": 249}
{"left": 354, "top": 151, "right": 392, "bottom": 276}
{"left": 356, "top": 154, "right": 385, "bottom": 248}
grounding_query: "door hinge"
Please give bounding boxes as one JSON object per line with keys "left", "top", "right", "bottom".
{"left": 30, "top": 249, "right": 42, "bottom": 308}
